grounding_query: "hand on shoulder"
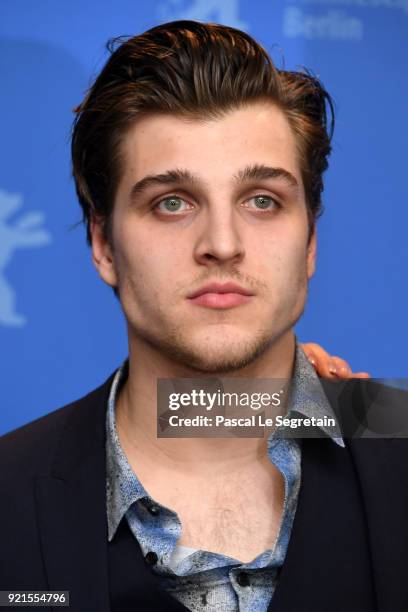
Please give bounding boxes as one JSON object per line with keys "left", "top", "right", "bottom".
{"left": 300, "top": 342, "right": 370, "bottom": 380}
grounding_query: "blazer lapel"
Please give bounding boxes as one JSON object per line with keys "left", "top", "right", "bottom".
{"left": 35, "top": 377, "right": 114, "bottom": 612}
{"left": 269, "top": 435, "right": 377, "bottom": 612}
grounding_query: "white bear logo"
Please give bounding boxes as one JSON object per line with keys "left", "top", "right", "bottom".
{"left": 0, "top": 189, "right": 52, "bottom": 327}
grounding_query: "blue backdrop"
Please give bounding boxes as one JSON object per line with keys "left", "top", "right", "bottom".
{"left": 1, "top": 0, "right": 407, "bottom": 434}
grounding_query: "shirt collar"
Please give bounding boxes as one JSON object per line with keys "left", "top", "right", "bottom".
{"left": 106, "top": 343, "right": 344, "bottom": 541}
{"left": 286, "top": 344, "right": 345, "bottom": 448}
{"left": 106, "top": 360, "right": 148, "bottom": 541}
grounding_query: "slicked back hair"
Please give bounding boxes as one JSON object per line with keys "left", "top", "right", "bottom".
{"left": 71, "top": 19, "right": 335, "bottom": 245}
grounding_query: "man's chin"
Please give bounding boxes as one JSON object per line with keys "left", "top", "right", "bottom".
{"left": 156, "top": 333, "right": 275, "bottom": 375}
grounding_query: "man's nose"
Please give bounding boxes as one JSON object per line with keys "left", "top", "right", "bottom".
{"left": 192, "top": 206, "right": 245, "bottom": 266}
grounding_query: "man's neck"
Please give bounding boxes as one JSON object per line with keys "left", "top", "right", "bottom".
{"left": 115, "top": 331, "right": 296, "bottom": 473}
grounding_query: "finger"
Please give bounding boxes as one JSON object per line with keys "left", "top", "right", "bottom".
{"left": 302, "top": 349, "right": 317, "bottom": 367}
{"left": 351, "top": 372, "right": 371, "bottom": 379}
{"left": 300, "top": 343, "right": 341, "bottom": 378}
{"left": 328, "top": 356, "right": 353, "bottom": 379}
{"left": 300, "top": 342, "right": 330, "bottom": 368}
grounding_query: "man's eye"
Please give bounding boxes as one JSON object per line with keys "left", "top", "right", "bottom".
{"left": 154, "top": 196, "right": 189, "bottom": 214}
{"left": 246, "top": 195, "right": 280, "bottom": 212}
{"left": 152, "top": 194, "right": 280, "bottom": 215}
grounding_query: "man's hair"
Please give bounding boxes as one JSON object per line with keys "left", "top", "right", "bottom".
{"left": 71, "top": 19, "right": 335, "bottom": 245}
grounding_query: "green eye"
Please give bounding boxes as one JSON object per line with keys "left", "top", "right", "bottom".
{"left": 163, "top": 197, "right": 183, "bottom": 211}
{"left": 253, "top": 195, "right": 275, "bottom": 209}
{"left": 153, "top": 196, "right": 187, "bottom": 213}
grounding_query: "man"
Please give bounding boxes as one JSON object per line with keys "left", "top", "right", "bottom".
{"left": 0, "top": 19, "right": 406, "bottom": 612}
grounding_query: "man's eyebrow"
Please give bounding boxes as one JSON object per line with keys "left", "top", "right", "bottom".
{"left": 233, "top": 164, "right": 300, "bottom": 194}
{"left": 129, "top": 169, "right": 200, "bottom": 200}
{"left": 129, "top": 164, "right": 300, "bottom": 201}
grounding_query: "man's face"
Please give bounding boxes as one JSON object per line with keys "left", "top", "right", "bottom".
{"left": 92, "top": 101, "right": 316, "bottom": 374}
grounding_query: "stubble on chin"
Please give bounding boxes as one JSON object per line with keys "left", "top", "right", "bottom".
{"left": 136, "top": 322, "right": 279, "bottom": 375}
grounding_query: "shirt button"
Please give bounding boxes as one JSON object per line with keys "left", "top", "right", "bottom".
{"left": 237, "top": 572, "right": 250, "bottom": 587}
{"left": 148, "top": 504, "right": 160, "bottom": 516}
{"left": 145, "top": 551, "right": 158, "bottom": 566}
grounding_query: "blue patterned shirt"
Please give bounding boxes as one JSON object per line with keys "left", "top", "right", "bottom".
{"left": 106, "top": 345, "right": 344, "bottom": 611}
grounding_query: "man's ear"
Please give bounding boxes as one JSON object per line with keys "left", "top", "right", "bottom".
{"left": 90, "top": 217, "right": 118, "bottom": 288}
{"left": 307, "top": 225, "right": 317, "bottom": 279}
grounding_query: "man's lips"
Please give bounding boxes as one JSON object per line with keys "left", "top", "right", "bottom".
{"left": 187, "top": 282, "right": 254, "bottom": 299}
{"left": 187, "top": 282, "right": 254, "bottom": 309}
{"left": 188, "top": 293, "right": 253, "bottom": 308}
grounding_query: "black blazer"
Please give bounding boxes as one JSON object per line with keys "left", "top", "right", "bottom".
{"left": 1, "top": 374, "right": 407, "bottom": 612}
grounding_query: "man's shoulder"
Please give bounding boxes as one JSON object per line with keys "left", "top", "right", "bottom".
{"left": 323, "top": 376, "right": 408, "bottom": 438}
{"left": 0, "top": 372, "right": 115, "bottom": 478}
